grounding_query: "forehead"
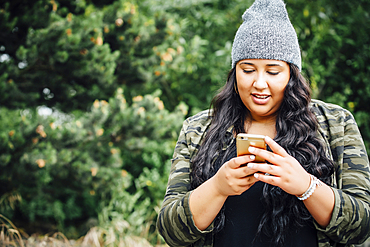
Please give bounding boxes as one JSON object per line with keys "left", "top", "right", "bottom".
{"left": 238, "top": 59, "right": 289, "bottom": 67}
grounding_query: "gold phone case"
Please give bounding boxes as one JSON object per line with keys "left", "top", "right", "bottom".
{"left": 236, "top": 133, "right": 266, "bottom": 162}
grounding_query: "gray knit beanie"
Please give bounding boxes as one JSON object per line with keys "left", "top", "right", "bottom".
{"left": 231, "top": 0, "right": 301, "bottom": 70}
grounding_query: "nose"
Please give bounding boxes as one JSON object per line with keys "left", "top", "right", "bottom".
{"left": 253, "top": 73, "right": 268, "bottom": 89}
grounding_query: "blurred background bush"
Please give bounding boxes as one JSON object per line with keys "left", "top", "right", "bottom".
{"left": 0, "top": 0, "right": 369, "bottom": 246}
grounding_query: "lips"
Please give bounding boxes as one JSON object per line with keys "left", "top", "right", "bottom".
{"left": 252, "top": 93, "right": 270, "bottom": 104}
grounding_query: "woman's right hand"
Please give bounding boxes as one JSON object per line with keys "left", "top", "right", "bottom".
{"left": 211, "top": 154, "right": 258, "bottom": 197}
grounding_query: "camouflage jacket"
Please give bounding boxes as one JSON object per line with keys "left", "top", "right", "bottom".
{"left": 157, "top": 99, "right": 370, "bottom": 247}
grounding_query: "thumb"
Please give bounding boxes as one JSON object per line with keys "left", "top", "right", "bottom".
{"left": 228, "top": 155, "right": 255, "bottom": 169}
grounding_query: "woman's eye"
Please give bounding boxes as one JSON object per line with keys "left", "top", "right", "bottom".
{"left": 267, "top": 71, "right": 279, "bottom": 75}
{"left": 243, "top": 70, "right": 254, "bottom": 74}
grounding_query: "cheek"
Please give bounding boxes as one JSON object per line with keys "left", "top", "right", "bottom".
{"left": 272, "top": 83, "right": 288, "bottom": 99}
{"left": 236, "top": 75, "right": 253, "bottom": 91}
{"left": 274, "top": 75, "right": 290, "bottom": 93}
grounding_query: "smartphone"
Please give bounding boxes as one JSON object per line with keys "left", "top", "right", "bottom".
{"left": 236, "top": 133, "right": 266, "bottom": 163}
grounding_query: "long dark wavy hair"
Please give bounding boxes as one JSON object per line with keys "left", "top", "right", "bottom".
{"left": 190, "top": 64, "right": 334, "bottom": 246}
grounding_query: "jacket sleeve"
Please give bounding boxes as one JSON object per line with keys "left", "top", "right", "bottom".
{"left": 316, "top": 107, "right": 370, "bottom": 245}
{"left": 156, "top": 119, "right": 213, "bottom": 247}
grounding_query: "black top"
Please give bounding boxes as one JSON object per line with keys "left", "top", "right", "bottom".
{"left": 214, "top": 147, "right": 318, "bottom": 247}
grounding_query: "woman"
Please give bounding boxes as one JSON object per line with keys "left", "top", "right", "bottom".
{"left": 157, "top": 0, "right": 370, "bottom": 246}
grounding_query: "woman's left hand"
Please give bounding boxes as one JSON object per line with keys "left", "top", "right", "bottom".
{"left": 247, "top": 136, "right": 311, "bottom": 196}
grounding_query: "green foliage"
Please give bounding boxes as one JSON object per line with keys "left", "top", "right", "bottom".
{"left": 1, "top": 2, "right": 120, "bottom": 111}
{"left": 0, "top": 90, "right": 186, "bottom": 240}
{"left": 287, "top": 0, "right": 370, "bottom": 149}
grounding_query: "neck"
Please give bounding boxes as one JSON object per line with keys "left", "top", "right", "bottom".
{"left": 250, "top": 111, "right": 278, "bottom": 124}
{"left": 245, "top": 114, "right": 277, "bottom": 138}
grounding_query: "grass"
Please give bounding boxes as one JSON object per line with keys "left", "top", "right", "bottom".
{"left": 0, "top": 214, "right": 25, "bottom": 247}
{"left": 0, "top": 213, "right": 71, "bottom": 247}
{"left": 0, "top": 214, "right": 168, "bottom": 247}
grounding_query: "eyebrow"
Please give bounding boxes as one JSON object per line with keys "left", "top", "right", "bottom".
{"left": 239, "top": 62, "right": 283, "bottom": 67}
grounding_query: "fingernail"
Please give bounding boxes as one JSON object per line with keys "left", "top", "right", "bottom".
{"left": 247, "top": 163, "right": 254, "bottom": 168}
{"left": 250, "top": 155, "right": 255, "bottom": 160}
{"left": 254, "top": 173, "right": 259, "bottom": 178}
{"left": 248, "top": 146, "right": 255, "bottom": 152}
{"left": 265, "top": 136, "right": 272, "bottom": 141}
